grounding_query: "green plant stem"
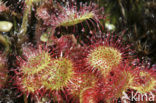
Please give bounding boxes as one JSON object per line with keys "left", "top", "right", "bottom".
{"left": 18, "top": 4, "right": 31, "bottom": 39}
{"left": 0, "top": 34, "right": 10, "bottom": 54}
{"left": 13, "top": 16, "right": 17, "bottom": 32}
{"left": 17, "top": 0, "right": 33, "bottom": 46}
{"left": 117, "top": 0, "right": 126, "bottom": 23}
{"left": 24, "top": 94, "right": 28, "bottom": 103}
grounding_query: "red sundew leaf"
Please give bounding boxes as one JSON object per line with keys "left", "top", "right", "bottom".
{"left": 80, "top": 87, "right": 100, "bottom": 103}
{"left": 66, "top": 72, "right": 99, "bottom": 100}
{"left": 68, "top": 33, "right": 134, "bottom": 77}
{"left": 99, "top": 63, "right": 135, "bottom": 102}
{"left": 129, "top": 67, "right": 156, "bottom": 94}
{"left": 36, "top": 0, "right": 104, "bottom": 34}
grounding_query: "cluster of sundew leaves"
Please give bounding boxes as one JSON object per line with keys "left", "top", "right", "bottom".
{"left": 77, "top": 33, "right": 156, "bottom": 102}
{"left": 0, "top": 0, "right": 156, "bottom": 103}
{"left": 82, "top": 41, "right": 130, "bottom": 99}
{"left": 36, "top": 0, "right": 99, "bottom": 27}
{"left": 16, "top": 46, "right": 75, "bottom": 96}
{"left": 14, "top": 35, "right": 156, "bottom": 103}
{"left": 129, "top": 69, "right": 156, "bottom": 94}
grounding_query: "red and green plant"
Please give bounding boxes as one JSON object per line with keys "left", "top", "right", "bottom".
{"left": 0, "top": 0, "right": 155, "bottom": 103}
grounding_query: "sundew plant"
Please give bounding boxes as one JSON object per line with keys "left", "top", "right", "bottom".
{"left": 0, "top": 0, "right": 156, "bottom": 103}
